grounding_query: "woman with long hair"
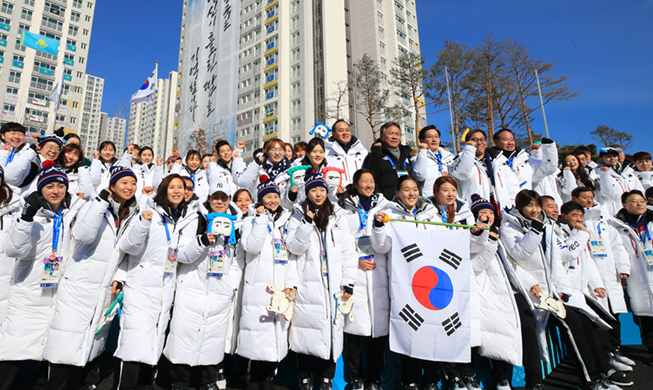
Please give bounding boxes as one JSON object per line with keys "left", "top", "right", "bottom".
{"left": 286, "top": 169, "right": 357, "bottom": 390}
{"left": 43, "top": 166, "right": 141, "bottom": 390}
{"left": 371, "top": 175, "right": 441, "bottom": 390}
{"left": 57, "top": 142, "right": 94, "bottom": 199}
{"left": 0, "top": 163, "right": 85, "bottom": 389}
{"left": 234, "top": 188, "right": 253, "bottom": 215}
{"left": 114, "top": 174, "right": 200, "bottom": 390}
{"left": 337, "top": 169, "right": 389, "bottom": 390}
{"left": 238, "top": 176, "right": 297, "bottom": 390}
{"left": 558, "top": 154, "right": 597, "bottom": 203}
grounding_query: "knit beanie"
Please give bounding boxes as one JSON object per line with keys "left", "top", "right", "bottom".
{"left": 38, "top": 135, "right": 64, "bottom": 149}
{"left": 470, "top": 193, "right": 493, "bottom": 218}
{"left": 257, "top": 175, "right": 280, "bottom": 199}
{"left": 37, "top": 161, "right": 68, "bottom": 192}
{"left": 0, "top": 165, "right": 4, "bottom": 181}
{"left": 304, "top": 168, "right": 328, "bottom": 194}
{"left": 109, "top": 166, "right": 137, "bottom": 186}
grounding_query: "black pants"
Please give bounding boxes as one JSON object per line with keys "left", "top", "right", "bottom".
{"left": 45, "top": 358, "right": 100, "bottom": 390}
{"left": 297, "top": 354, "right": 337, "bottom": 381}
{"left": 441, "top": 348, "right": 476, "bottom": 380}
{"left": 550, "top": 305, "right": 608, "bottom": 384}
{"left": 345, "top": 333, "right": 387, "bottom": 384}
{"left": 0, "top": 361, "right": 20, "bottom": 390}
{"left": 397, "top": 354, "right": 440, "bottom": 386}
{"left": 513, "top": 293, "right": 543, "bottom": 387}
{"left": 171, "top": 363, "right": 218, "bottom": 389}
{"left": 637, "top": 315, "right": 653, "bottom": 356}
{"left": 248, "top": 360, "right": 277, "bottom": 385}
{"left": 117, "top": 361, "right": 156, "bottom": 390}
{"left": 584, "top": 297, "right": 621, "bottom": 354}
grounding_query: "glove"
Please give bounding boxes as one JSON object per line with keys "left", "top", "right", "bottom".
{"left": 21, "top": 192, "right": 48, "bottom": 222}
{"left": 98, "top": 189, "right": 111, "bottom": 203}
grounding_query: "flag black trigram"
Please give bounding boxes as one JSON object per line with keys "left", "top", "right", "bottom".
{"left": 399, "top": 304, "right": 424, "bottom": 331}
{"left": 401, "top": 243, "right": 423, "bottom": 263}
{"left": 439, "top": 249, "right": 462, "bottom": 270}
{"left": 442, "top": 312, "right": 462, "bottom": 336}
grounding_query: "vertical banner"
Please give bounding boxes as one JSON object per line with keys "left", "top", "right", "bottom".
{"left": 179, "top": 0, "right": 240, "bottom": 154}
{"left": 389, "top": 226, "right": 472, "bottom": 363}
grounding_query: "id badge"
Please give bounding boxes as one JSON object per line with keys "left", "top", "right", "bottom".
{"left": 40, "top": 254, "right": 63, "bottom": 288}
{"left": 165, "top": 247, "right": 178, "bottom": 276}
{"left": 321, "top": 250, "right": 328, "bottom": 276}
{"left": 356, "top": 236, "right": 374, "bottom": 261}
{"left": 273, "top": 238, "right": 289, "bottom": 264}
{"left": 397, "top": 170, "right": 408, "bottom": 178}
{"left": 208, "top": 249, "right": 225, "bottom": 277}
{"left": 589, "top": 239, "right": 608, "bottom": 258}
{"left": 514, "top": 170, "right": 527, "bottom": 188}
{"left": 644, "top": 249, "right": 653, "bottom": 270}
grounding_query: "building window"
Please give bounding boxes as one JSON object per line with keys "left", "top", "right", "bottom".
{"left": 291, "top": 31, "right": 300, "bottom": 45}
{"left": 8, "top": 70, "right": 20, "bottom": 83}
{"left": 291, "top": 48, "right": 300, "bottom": 62}
{"left": 1, "top": 2, "right": 13, "bottom": 15}
{"left": 41, "top": 16, "right": 63, "bottom": 31}
{"left": 291, "top": 64, "right": 300, "bottom": 78}
{"left": 291, "top": 82, "right": 300, "bottom": 96}
{"left": 291, "top": 99, "right": 301, "bottom": 114}
{"left": 377, "top": 12, "right": 383, "bottom": 24}
{"left": 72, "top": 0, "right": 82, "bottom": 8}
{"left": 20, "top": 9, "right": 32, "bottom": 21}
{"left": 291, "top": 16, "right": 299, "bottom": 29}
{"left": 380, "top": 42, "right": 385, "bottom": 56}
{"left": 292, "top": 118, "right": 301, "bottom": 133}
{"left": 70, "top": 11, "right": 80, "bottom": 22}
{"left": 378, "top": 27, "right": 384, "bottom": 40}
{"left": 68, "top": 25, "right": 78, "bottom": 36}
{"left": 24, "top": 0, "right": 35, "bottom": 6}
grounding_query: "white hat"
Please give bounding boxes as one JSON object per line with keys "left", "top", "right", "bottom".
{"left": 209, "top": 178, "right": 231, "bottom": 197}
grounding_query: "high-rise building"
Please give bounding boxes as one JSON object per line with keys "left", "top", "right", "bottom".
{"left": 128, "top": 71, "right": 178, "bottom": 160}
{"left": 99, "top": 111, "right": 126, "bottom": 152}
{"left": 0, "top": 0, "right": 97, "bottom": 138}
{"left": 78, "top": 73, "right": 103, "bottom": 155}
{"left": 175, "top": 0, "right": 423, "bottom": 155}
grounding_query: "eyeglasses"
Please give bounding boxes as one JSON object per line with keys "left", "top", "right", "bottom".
{"left": 469, "top": 137, "right": 486, "bottom": 143}
{"left": 185, "top": 186, "right": 194, "bottom": 191}
{"left": 269, "top": 147, "right": 285, "bottom": 153}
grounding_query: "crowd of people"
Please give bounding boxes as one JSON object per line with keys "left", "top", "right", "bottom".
{"left": 0, "top": 119, "right": 651, "bottom": 390}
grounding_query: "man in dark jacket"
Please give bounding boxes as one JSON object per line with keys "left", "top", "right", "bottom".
{"left": 362, "top": 122, "right": 416, "bottom": 200}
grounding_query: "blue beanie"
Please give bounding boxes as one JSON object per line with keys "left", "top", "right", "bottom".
{"left": 109, "top": 166, "right": 137, "bottom": 186}
{"left": 257, "top": 175, "right": 280, "bottom": 199}
{"left": 37, "top": 161, "right": 68, "bottom": 192}
{"left": 0, "top": 165, "right": 4, "bottom": 181}
{"left": 38, "top": 135, "right": 63, "bottom": 149}
{"left": 470, "top": 193, "right": 493, "bottom": 217}
{"left": 304, "top": 168, "right": 328, "bottom": 194}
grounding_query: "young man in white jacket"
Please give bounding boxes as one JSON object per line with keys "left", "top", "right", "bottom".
{"left": 411, "top": 125, "right": 455, "bottom": 198}
{"left": 595, "top": 148, "right": 644, "bottom": 217}
{"left": 571, "top": 187, "right": 636, "bottom": 369}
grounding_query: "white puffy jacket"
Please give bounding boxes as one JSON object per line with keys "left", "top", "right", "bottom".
{"left": 235, "top": 158, "right": 291, "bottom": 203}
{"left": 64, "top": 164, "right": 95, "bottom": 200}
{"left": 411, "top": 147, "right": 455, "bottom": 198}
{"left": 497, "top": 143, "right": 558, "bottom": 191}
{"left": 582, "top": 204, "right": 630, "bottom": 314}
{"left": 449, "top": 146, "right": 520, "bottom": 213}
{"left": 114, "top": 204, "right": 199, "bottom": 365}
{"left": 164, "top": 203, "right": 244, "bottom": 366}
{"left": 285, "top": 205, "right": 358, "bottom": 361}
{"left": 42, "top": 195, "right": 140, "bottom": 366}
{"left": 325, "top": 137, "right": 369, "bottom": 188}
{"left": 595, "top": 164, "right": 644, "bottom": 216}
{"left": 3, "top": 146, "right": 41, "bottom": 191}
{"left": 171, "top": 165, "right": 210, "bottom": 202}
{"left": 90, "top": 153, "right": 133, "bottom": 191}
{"left": 207, "top": 158, "right": 247, "bottom": 196}
{"left": 613, "top": 209, "right": 653, "bottom": 316}
{"left": 635, "top": 171, "right": 653, "bottom": 190}
{"left": 237, "top": 206, "right": 297, "bottom": 362}
{"left": 0, "top": 191, "right": 22, "bottom": 323}
{"left": 337, "top": 193, "right": 390, "bottom": 338}
{"left": 134, "top": 163, "right": 164, "bottom": 206}
{"left": 0, "top": 194, "right": 84, "bottom": 361}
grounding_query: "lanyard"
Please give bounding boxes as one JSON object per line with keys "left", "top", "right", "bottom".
{"left": 435, "top": 151, "right": 443, "bottom": 172}
{"left": 190, "top": 172, "right": 196, "bottom": 186}
{"left": 52, "top": 206, "right": 63, "bottom": 254}
{"left": 597, "top": 222, "right": 602, "bottom": 238}
{"left": 386, "top": 155, "right": 406, "bottom": 170}
{"left": 357, "top": 206, "right": 368, "bottom": 230}
{"left": 162, "top": 216, "right": 182, "bottom": 247}
{"left": 628, "top": 222, "right": 651, "bottom": 244}
{"left": 507, "top": 155, "right": 515, "bottom": 168}
{"left": 6, "top": 148, "right": 17, "bottom": 164}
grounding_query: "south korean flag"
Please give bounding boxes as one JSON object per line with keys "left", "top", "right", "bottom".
{"left": 389, "top": 225, "right": 471, "bottom": 363}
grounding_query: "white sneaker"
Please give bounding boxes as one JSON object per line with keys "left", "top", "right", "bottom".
{"left": 496, "top": 379, "right": 512, "bottom": 390}
{"left": 614, "top": 352, "right": 636, "bottom": 367}
{"left": 450, "top": 377, "right": 466, "bottom": 390}
{"left": 600, "top": 378, "right": 623, "bottom": 390}
{"left": 462, "top": 376, "right": 481, "bottom": 390}
{"left": 610, "top": 357, "right": 633, "bottom": 372}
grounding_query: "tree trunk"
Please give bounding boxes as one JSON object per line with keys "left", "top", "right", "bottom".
{"left": 514, "top": 71, "right": 534, "bottom": 145}
{"left": 450, "top": 73, "right": 461, "bottom": 153}
{"left": 485, "top": 64, "right": 495, "bottom": 146}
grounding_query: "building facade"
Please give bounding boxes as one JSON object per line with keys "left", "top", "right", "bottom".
{"left": 175, "top": 0, "right": 423, "bottom": 156}
{"left": 128, "top": 71, "right": 178, "bottom": 160}
{"left": 99, "top": 111, "right": 126, "bottom": 153}
{"left": 0, "top": 0, "right": 96, "bottom": 139}
{"left": 78, "top": 73, "right": 103, "bottom": 155}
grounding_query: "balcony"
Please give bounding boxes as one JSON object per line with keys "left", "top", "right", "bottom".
{"left": 38, "top": 67, "right": 54, "bottom": 76}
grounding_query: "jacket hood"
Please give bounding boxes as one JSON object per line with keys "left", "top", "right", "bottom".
{"left": 389, "top": 196, "right": 434, "bottom": 217}
{"left": 429, "top": 197, "right": 473, "bottom": 223}
{"left": 504, "top": 207, "right": 543, "bottom": 231}
{"left": 327, "top": 136, "right": 366, "bottom": 156}
{"left": 341, "top": 192, "right": 388, "bottom": 212}
{"left": 615, "top": 208, "right": 653, "bottom": 225}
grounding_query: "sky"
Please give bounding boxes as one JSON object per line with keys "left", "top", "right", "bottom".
{"left": 87, "top": 0, "right": 653, "bottom": 152}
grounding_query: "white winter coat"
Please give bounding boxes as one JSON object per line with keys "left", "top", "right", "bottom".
{"left": 237, "top": 207, "right": 298, "bottom": 362}
{"left": 134, "top": 163, "right": 164, "bottom": 206}
{"left": 65, "top": 164, "right": 95, "bottom": 200}
{"left": 164, "top": 203, "right": 245, "bottom": 366}
{"left": 612, "top": 209, "right": 653, "bottom": 317}
{"left": 3, "top": 146, "right": 41, "bottom": 191}
{"left": 595, "top": 164, "right": 644, "bottom": 217}
{"left": 114, "top": 205, "right": 199, "bottom": 365}
{"left": 582, "top": 204, "right": 630, "bottom": 314}
{"left": 449, "top": 146, "right": 520, "bottom": 213}
{"left": 235, "top": 158, "right": 291, "bottom": 203}
{"left": 635, "top": 171, "right": 653, "bottom": 190}
{"left": 42, "top": 195, "right": 140, "bottom": 366}
{"left": 337, "top": 194, "right": 390, "bottom": 338}
{"left": 0, "top": 191, "right": 21, "bottom": 323}
{"left": 172, "top": 165, "right": 210, "bottom": 202}
{"left": 411, "top": 148, "right": 455, "bottom": 198}
{"left": 557, "top": 169, "right": 598, "bottom": 204}
{"left": 0, "top": 194, "right": 84, "bottom": 361}
{"left": 90, "top": 153, "right": 133, "bottom": 191}
{"left": 499, "top": 144, "right": 558, "bottom": 191}
{"left": 207, "top": 158, "right": 246, "bottom": 196}
{"left": 285, "top": 205, "right": 358, "bottom": 361}
{"left": 325, "top": 138, "right": 369, "bottom": 188}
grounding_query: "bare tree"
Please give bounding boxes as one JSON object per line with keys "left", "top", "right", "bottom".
{"left": 389, "top": 52, "right": 428, "bottom": 134}
{"left": 590, "top": 125, "right": 633, "bottom": 149}
{"left": 355, "top": 54, "right": 390, "bottom": 140}
{"left": 425, "top": 41, "right": 478, "bottom": 153}
{"left": 111, "top": 95, "right": 131, "bottom": 119}
{"left": 325, "top": 80, "right": 349, "bottom": 121}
